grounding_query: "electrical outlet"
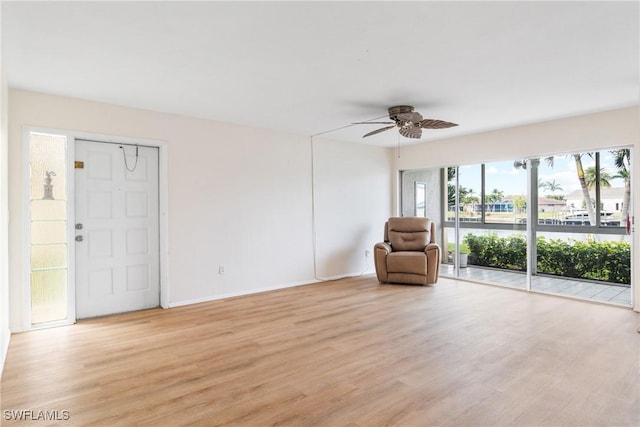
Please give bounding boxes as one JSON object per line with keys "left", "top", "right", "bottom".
{"left": 218, "top": 265, "right": 225, "bottom": 275}
{"left": 365, "top": 249, "right": 371, "bottom": 257}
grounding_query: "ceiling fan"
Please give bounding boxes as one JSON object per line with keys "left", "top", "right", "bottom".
{"left": 354, "top": 105, "right": 458, "bottom": 139}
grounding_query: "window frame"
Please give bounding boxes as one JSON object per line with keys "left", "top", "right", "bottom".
{"left": 443, "top": 151, "right": 629, "bottom": 237}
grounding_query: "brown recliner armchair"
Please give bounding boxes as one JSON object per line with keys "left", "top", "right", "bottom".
{"left": 374, "top": 217, "right": 441, "bottom": 285}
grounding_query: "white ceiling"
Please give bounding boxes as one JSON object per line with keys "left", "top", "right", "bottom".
{"left": 2, "top": 1, "right": 639, "bottom": 146}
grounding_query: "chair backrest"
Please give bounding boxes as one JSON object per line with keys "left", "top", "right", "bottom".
{"left": 385, "top": 217, "right": 434, "bottom": 251}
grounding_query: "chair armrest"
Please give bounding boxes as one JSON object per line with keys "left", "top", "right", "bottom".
{"left": 424, "top": 243, "right": 441, "bottom": 285}
{"left": 424, "top": 243, "right": 439, "bottom": 254}
{"left": 374, "top": 242, "right": 391, "bottom": 282}
{"left": 374, "top": 242, "right": 392, "bottom": 253}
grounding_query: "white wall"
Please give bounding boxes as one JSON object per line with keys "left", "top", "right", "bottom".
{"left": 0, "top": 8, "right": 11, "bottom": 374}
{"left": 312, "top": 138, "right": 393, "bottom": 278}
{"left": 393, "top": 106, "right": 640, "bottom": 311}
{"left": 8, "top": 89, "right": 394, "bottom": 330}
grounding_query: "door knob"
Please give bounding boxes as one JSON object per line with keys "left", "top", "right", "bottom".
{"left": 75, "top": 235, "right": 84, "bottom": 242}
{"left": 75, "top": 223, "right": 83, "bottom": 230}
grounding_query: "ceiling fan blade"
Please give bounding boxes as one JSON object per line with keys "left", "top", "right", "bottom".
{"left": 396, "top": 111, "right": 423, "bottom": 123}
{"left": 363, "top": 125, "right": 396, "bottom": 138}
{"left": 399, "top": 126, "right": 422, "bottom": 139}
{"left": 352, "top": 121, "right": 394, "bottom": 125}
{"left": 419, "top": 119, "right": 458, "bottom": 129}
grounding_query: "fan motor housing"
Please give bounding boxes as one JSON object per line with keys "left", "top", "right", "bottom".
{"left": 388, "top": 105, "right": 414, "bottom": 119}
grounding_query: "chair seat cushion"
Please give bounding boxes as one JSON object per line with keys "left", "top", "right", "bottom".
{"left": 387, "top": 251, "right": 427, "bottom": 275}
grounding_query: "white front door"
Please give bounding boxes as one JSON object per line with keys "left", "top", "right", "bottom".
{"left": 75, "top": 140, "right": 160, "bottom": 319}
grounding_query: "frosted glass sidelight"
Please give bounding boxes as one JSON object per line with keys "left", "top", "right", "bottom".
{"left": 29, "top": 132, "right": 69, "bottom": 325}
{"left": 31, "top": 200, "right": 66, "bottom": 221}
{"left": 30, "top": 270, "right": 67, "bottom": 324}
{"left": 29, "top": 133, "right": 67, "bottom": 201}
{"left": 31, "top": 221, "right": 66, "bottom": 245}
{"left": 31, "top": 244, "right": 67, "bottom": 270}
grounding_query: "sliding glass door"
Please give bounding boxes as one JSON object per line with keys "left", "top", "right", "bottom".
{"left": 441, "top": 162, "right": 528, "bottom": 289}
{"left": 437, "top": 146, "right": 632, "bottom": 306}
{"left": 530, "top": 150, "right": 632, "bottom": 304}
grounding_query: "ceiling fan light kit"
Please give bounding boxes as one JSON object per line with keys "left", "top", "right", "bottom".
{"left": 355, "top": 105, "right": 458, "bottom": 139}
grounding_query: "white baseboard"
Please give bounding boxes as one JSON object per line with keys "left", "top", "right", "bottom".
{"left": 314, "top": 270, "right": 376, "bottom": 281}
{"left": 0, "top": 328, "right": 10, "bottom": 377}
{"left": 166, "top": 272, "right": 376, "bottom": 309}
{"left": 167, "top": 278, "right": 321, "bottom": 308}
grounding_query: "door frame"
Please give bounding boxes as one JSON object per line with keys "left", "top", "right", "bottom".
{"left": 23, "top": 127, "right": 170, "bottom": 330}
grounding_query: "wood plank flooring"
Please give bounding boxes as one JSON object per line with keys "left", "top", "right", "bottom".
{"left": 2, "top": 276, "right": 639, "bottom": 426}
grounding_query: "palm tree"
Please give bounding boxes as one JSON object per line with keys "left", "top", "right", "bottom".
{"left": 458, "top": 187, "right": 478, "bottom": 212}
{"left": 485, "top": 188, "right": 505, "bottom": 212}
{"left": 584, "top": 166, "right": 612, "bottom": 190}
{"left": 573, "top": 154, "right": 596, "bottom": 225}
{"left": 461, "top": 192, "right": 479, "bottom": 213}
{"left": 611, "top": 149, "right": 631, "bottom": 224}
{"left": 544, "top": 179, "right": 563, "bottom": 194}
{"left": 450, "top": 184, "right": 470, "bottom": 211}
{"left": 539, "top": 179, "right": 563, "bottom": 196}
{"left": 491, "top": 188, "right": 505, "bottom": 201}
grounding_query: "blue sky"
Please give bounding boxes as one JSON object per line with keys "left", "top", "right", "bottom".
{"left": 458, "top": 151, "right": 626, "bottom": 197}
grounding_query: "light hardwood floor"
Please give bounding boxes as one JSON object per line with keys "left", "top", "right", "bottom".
{"left": 2, "top": 276, "right": 639, "bottom": 426}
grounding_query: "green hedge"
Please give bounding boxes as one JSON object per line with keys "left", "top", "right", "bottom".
{"left": 462, "top": 233, "right": 630, "bottom": 284}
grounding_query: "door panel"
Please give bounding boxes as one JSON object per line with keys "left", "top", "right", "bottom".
{"left": 75, "top": 140, "right": 160, "bottom": 319}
